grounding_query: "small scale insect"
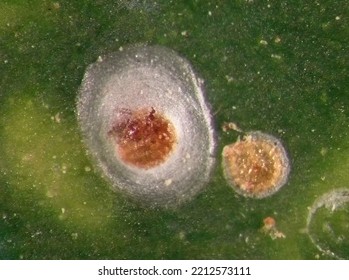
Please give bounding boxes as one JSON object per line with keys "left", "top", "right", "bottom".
{"left": 222, "top": 131, "right": 290, "bottom": 198}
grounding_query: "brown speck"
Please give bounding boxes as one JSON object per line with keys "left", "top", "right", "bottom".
{"left": 261, "top": 216, "right": 286, "bottom": 240}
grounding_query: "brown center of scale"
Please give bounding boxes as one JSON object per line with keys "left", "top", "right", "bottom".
{"left": 108, "top": 107, "right": 177, "bottom": 169}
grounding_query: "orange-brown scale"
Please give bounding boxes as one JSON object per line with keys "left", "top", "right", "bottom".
{"left": 223, "top": 136, "right": 285, "bottom": 196}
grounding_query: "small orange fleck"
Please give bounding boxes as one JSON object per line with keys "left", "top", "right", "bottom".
{"left": 263, "top": 216, "right": 276, "bottom": 229}
{"left": 261, "top": 216, "right": 286, "bottom": 240}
